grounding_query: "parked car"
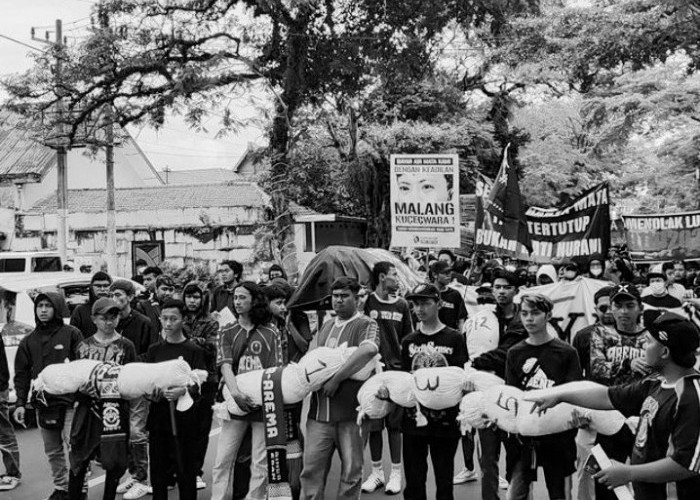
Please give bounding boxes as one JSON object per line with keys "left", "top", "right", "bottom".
{"left": 0, "top": 273, "right": 144, "bottom": 410}
{"left": 0, "top": 251, "right": 63, "bottom": 274}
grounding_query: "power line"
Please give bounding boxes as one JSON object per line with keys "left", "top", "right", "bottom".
{"left": 0, "top": 32, "right": 44, "bottom": 52}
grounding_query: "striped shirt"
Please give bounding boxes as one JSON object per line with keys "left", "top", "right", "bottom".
{"left": 217, "top": 323, "right": 283, "bottom": 375}
{"left": 308, "top": 313, "right": 379, "bottom": 423}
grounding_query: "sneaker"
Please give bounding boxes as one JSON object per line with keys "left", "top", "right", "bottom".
{"left": 361, "top": 470, "right": 384, "bottom": 493}
{"left": 44, "top": 490, "right": 68, "bottom": 500}
{"left": 116, "top": 477, "right": 137, "bottom": 494}
{"left": 453, "top": 467, "right": 479, "bottom": 484}
{"left": 499, "top": 476, "right": 509, "bottom": 490}
{"left": 123, "top": 482, "right": 150, "bottom": 499}
{"left": 196, "top": 476, "right": 206, "bottom": 490}
{"left": 146, "top": 484, "right": 175, "bottom": 495}
{"left": 0, "top": 476, "right": 20, "bottom": 491}
{"left": 385, "top": 470, "right": 402, "bottom": 495}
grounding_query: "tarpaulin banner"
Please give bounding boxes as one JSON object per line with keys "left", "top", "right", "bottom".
{"left": 474, "top": 177, "right": 610, "bottom": 263}
{"left": 390, "top": 154, "right": 460, "bottom": 248}
{"left": 623, "top": 212, "right": 700, "bottom": 262}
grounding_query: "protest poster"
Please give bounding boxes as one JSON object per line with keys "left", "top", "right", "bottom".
{"left": 390, "top": 154, "right": 460, "bottom": 248}
{"left": 474, "top": 177, "right": 610, "bottom": 263}
{"left": 623, "top": 211, "right": 700, "bottom": 262}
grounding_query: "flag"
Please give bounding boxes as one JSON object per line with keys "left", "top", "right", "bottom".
{"left": 486, "top": 144, "right": 532, "bottom": 253}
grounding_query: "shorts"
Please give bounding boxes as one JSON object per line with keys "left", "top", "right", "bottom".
{"left": 366, "top": 406, "right": 404, "bottom": 432}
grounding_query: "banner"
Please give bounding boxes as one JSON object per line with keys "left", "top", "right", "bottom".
{"left": 623, "top": 211, "right": 700, "bottom": 262}
{"left": 390, "top": 154, "right": 460, "bottom": 248}
{"left": 474, "top": 178, "right": 610, "bottom": 263}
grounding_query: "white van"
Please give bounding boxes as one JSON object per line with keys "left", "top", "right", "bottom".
{"left": 0, "top": 251, "right": 63, "bottom": 273}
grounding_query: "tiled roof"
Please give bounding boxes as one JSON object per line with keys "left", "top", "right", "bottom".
{"left": 158, "top": 168, "right": 243, "bottom": 185}
{"left": 28, "top": 182, "right": 271, "bottom": 213}
{"left": 0, "top": 109, "right": 55, "bottom": 180}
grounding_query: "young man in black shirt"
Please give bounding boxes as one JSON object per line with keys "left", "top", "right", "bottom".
{"left": 527, "top": 312, "right": 700, "bottom": 500}
{"left": 505, "top": 293, "right": 582, "bottom": 500}
{"left": 70, "top": 271, "right": 113, "bottom": 338}
{"left": 400, "top": 283, "right": 468, "bottom": 500}
{"left": 429, "top": 260, "right": 468, "bottom": 331}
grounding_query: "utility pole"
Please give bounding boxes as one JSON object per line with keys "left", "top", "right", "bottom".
{"left": 100, "top": 6, "right": 118, "bottom": 274}
{"left": 32, "top": 20, "right": 69, "bottom": 265}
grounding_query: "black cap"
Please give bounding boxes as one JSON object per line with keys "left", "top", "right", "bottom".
{"left": 647, "top": 312, "right": 700, "bottom": 368}
{"left": 92, "top": 297, "right": 121, "bottom": 316}
{"left": 406, "top": 283, "right": 440, "bottom": 301}
{"left": 609, "top": 282, "right": 641, "bottom": 303}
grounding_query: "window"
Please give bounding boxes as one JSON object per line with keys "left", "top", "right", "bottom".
{"left": 32, "top": 257, "right": 62, "bottom": 272}
{"left": 0, "top": 259, "right": 25, "bottom": 272}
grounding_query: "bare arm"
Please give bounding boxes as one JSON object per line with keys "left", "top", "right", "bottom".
{"left": 595, "top": 458, "right": 699, "bottom": 489}
{"left": 525, "top": 381, "right": 614, "bottom": 412}
{"left": 322, "top": 343, "right": 378, "bottom": 397}
{"left": 221, "top": 363, "right": 257, "bottom": 412}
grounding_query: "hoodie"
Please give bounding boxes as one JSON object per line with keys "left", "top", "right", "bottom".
{"left": 183, "top": 281, "right": 219, "bottom": 389}
{"left": 70, "top": 272, "right": 112, "bottom": 337}
{"left": 536, "top": 265, "right": 557, "bottom": 285}
{"left": 14, "top": 292, "right": 84, "bottom": 408}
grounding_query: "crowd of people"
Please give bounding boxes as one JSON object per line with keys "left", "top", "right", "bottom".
{"left": 1, "top": 251, "right": 700, "bottom": 500}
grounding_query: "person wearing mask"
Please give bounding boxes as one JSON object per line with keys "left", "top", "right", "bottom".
{"left": 211, "top": 282, "right": 283, "bottom": 500}
{"left": 299, "top": 277, "right": 380, "bottom": 500}
{"left": 641, "top": 271, "right": 684, "bottom": 326}
{"left": 361, "top": 262, "right": 413, "bottom": 495}
{"left": 471, "top": 269, "right": 527, "bottom": 498}
{"left": 14, "top": 293, "right": 83, "bottom": 500}
{"left": 145, "top": 300, "right": 206, "bottom": 500}
{"left": 395, "top": 283, "right": 468, "bottom": 500}
{"left": 645, "top": 262, "right": 687, "bottom": 301}
{"left": 181, "top": 281, "right": 219, "bottom": 491}
{"left": 211, "top": 260, "right": 244, "bottom": 314}
{"left": 560, "top": 261, "right": 580, "bottom": 281}
{"left": 535, "top": 265, "right": 557, "bottom": 286}
{"left": 68, "top": 298, "right": 136, "bottom": 500}
{"left": 586, "top": 254, "right": 606, "bottom": 280}
{"left": 112, "top": 280, "right": 157, "bottom": 500}
{"left": 70, "top": 271, "right": 113, "bottom": 338}
{"left": 589, "top": 283, "right": 651, "bottom": 500}
{"left": 505, "top": 294, "right": 581, "bottom": 500}
{"left": 0, "top": 330, "right": 21, "bottom": 491}
{"left": 527, "top": 312, "right": 700, "bottom": 500}
{"left": 136, "top": 275, "right": 175, "bottom": 337}
{"left": 429, "top": 261, "right": 468, "bottom": 332}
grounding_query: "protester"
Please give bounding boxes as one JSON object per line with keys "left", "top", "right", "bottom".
{"left": 182, "top": 281, "right": 219, "bottom": 491}
{"left": 0, "top": 332, "right": 20, "bottom": 491}
{"left": 641, "top": 270, "right": 684, "bottom": 325}
{"left": 211, "top": 260, "right": 244, "bottom": 314}
{"left": 70, "top": 271, "right": 113, "bottom": 338}
{"left": 505, "top": 293, "right": 581, "bottom": 500}
{"left": 471, "top": 269, "right": 527, "bottom": 498}
{"left": 361, "top": 262, "right": 413, "bottom": 494}
{"left": 438, "top": 249, "right": 469, "bottom": 286}
{"left": 429, "top": 260, "right": 468, "bottom": 331}
{"left": 131, "top": 259, "right": 148, "bottom": 285}
{"left": 136, "top": 275, "right": 175, "bottom": 336}
{"left": 535, "top": 265, "right": 557, "bottom": 286}
{"left": 211, "top": 282, "right": 282, "bottom": 500}
{"left": 398, "top": 283, "right": 468, "bottom": 500}
{"left": 110, "top": 280, "right": 157, "bottom": 500}
{"left": 145, "top": 299, "right": 206, "bottom": 500}
{"left": 527, "top": 312, "right": 700, "bottom": 500}
{"left": 140, "top": 266, "right": 162, "bottom": 299}
{"left": 646, "top": 262, "right": 687, "bottom": 301}
{"left": 589, "top": 283, "right": 651, "bottom": 500}
{"left": 268, "top": 264, "right": 287, "bottom": 282}
{"left": 586, "top": 253, "right": 606, "bottom": 280}
{"left": 68, "top": 298, "right": 136, "bottom": 500}
{"left": 299, "top": 277, "right": 380, "bottom": 500}
{"left": 14, "top": 292, "right": 83, "bottom": 500}
{"left": 560, "top": 261, "right": 580, "bottom": 281}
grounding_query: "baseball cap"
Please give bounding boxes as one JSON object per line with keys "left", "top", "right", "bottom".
{"left": 92, "top": 297, "right": 121, "bottom": 316}
{"left": 609, "top": 282, "right": 641, "bottom": 303}
{"left": 110, "top": 279, "right": 135, "bottom": 296}
{"left": 647, "top": 311, "right": 700, "bottom": 368}
{"left": 405, "top": 283, "right": 440, "bottom": 301}
{"left": 430, "top": 260, "right": 452, "bottom": 275}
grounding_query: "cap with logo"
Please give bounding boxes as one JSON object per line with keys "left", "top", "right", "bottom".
{"left": 647, "top": 311, "right": 700, "bottom": 368}
{"left": 92, "top": 297, "right": 121, "bottom": 316}
{"left": 406, "top": 283, "right": 441, "bottom": 301}
{"left": 609, "top": 282, "right": 641, "bottom": 302}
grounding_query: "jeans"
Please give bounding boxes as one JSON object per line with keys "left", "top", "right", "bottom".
{"left": 211, "top": 419, "right": 267, "bottom": 500}
{"left": 402, "top": 433, "right": 459, "bottom": 500}
{"left": 575, "top": 429, "right": 596, "bottom": 500}
{"left": 148, "top": 408, "right": 197, "bottom": 500}
{"left": 478, "top": 427, "right": 503, "bottom": 500}
{"left": 300, "top": 419, "right": 364, "bottom": 500}
{"left": 39, "top": 407, "right": 74, "bottom": 491}
{"left": 128, "top": 397, "right": 149, "bottom": 482}
{"left": 461, "top": 430, "right": 475, "bottom": 471}
{"left": 0, "top": 390, "right": 20, "bottom": 478}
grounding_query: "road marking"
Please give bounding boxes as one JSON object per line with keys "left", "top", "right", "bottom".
{"left": 88, "top": 426, "right": 222, "bottom": 488}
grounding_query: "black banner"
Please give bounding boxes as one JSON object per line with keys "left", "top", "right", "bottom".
{"left": 474, "top": 178, "right": 610, "bottom": 263}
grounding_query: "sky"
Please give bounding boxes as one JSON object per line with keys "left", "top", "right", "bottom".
{"left": 0, "top": 0, "right": 265, "bottom": 172}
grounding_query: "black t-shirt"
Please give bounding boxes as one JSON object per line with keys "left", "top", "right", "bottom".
{"left": 572, "top": 324, "right": 595, "bottom": 379}
{"left": 609, "top": 374, "right": 700, "bottom": 500}
{"left": 365, "top": 293, "right": 413, "bottom": 371}
{"left": 437, "top": 287, "right": 469, "bottom": 330}
{"left": 400, "top": 326, "right": 468, "bottom": 437}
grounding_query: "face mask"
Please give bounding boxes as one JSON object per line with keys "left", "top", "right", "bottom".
{"left": 590, "top": 266, "right": 603, "bottom": 277}
{"left": 650, "top": 282, "right": 666, "bottom": 295}
{"left": 564, "top": 271, "right": 577, "bottom": 281}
